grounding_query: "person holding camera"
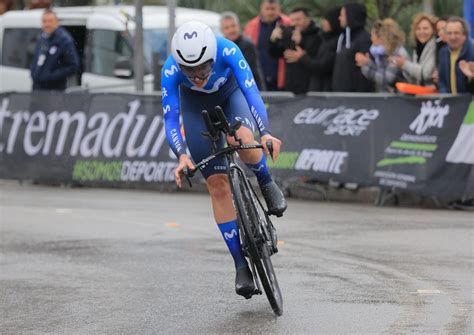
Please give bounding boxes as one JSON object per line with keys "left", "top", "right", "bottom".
{"left": 268, "top": 7, "right": 322, "bottom": 94}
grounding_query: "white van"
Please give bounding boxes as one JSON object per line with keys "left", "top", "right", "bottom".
{"left": 0, "top": 6, "right": 220, "bottom": 92}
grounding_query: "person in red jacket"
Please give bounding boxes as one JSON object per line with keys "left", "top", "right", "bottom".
{"left": 244, "top": 0, "right": 291, "bottom": 91}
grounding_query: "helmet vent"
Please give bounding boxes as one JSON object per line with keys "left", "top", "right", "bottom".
{"left": 176, "top": 47, "right": 207, "bottom": 65}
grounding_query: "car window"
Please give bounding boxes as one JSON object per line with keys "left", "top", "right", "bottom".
{"left": 2, "top": 28, "right": 41, "bottom": 69}
{"left": 143, "top": 28, "right": 168, "bottom": 64}
{"left": 87, "top": 29, "right": 132, "bottom": 77}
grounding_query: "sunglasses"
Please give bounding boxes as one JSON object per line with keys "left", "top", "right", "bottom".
{"left": 180, "top": 60, "right": 214, "bottom": 80}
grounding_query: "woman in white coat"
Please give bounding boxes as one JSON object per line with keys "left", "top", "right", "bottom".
{"left": 390, "top": 12, "right": 438, "bottom": 86}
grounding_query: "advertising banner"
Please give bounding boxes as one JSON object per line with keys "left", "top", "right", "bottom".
{"left": 265, "top": 94, "right": 473, "bottom": 200}
{"left": 0, "top": 92, "right": 177, "bottom": 185}
{"left": 0, "top": 92, "right": 472, "bottom": 201}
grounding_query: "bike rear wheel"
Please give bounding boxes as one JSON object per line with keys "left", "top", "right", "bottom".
{"left": 230, "top": 167, "right": 283, "bottom": 316}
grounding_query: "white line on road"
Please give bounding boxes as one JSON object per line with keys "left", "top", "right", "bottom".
{"left": 55, "top": 208, "right": 73, "bottom": 214}
{"left": 416, "top": 289, "right": 442, "bottom": 294}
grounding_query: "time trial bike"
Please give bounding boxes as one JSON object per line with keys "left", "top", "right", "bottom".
{"left": 183, "top": 105, "right": 284, "bottom": 316}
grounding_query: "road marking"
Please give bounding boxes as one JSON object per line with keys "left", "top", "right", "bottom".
{"left": 416, "top": 289, "right": 442, "bottom": 294}
{"left": 55, "top": 208, "right": 72, "bottom": 214}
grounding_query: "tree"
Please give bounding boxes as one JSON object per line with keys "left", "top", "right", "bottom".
{"left": 115, "top": 0, "right": 462, "bottom": 33}
{"left": 432, "top": 0, "right": 463, "bottom": 17}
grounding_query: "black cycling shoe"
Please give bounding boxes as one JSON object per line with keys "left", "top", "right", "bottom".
{"left": 260, "top": 181, "right": 287, "bottom": 217}
{"left": 235, "top": 266, "right": 256, "bottom": 299}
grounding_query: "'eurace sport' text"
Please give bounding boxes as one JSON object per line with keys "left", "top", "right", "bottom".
{"left": 294, "top": 106, "right": 379, "bottom": 136}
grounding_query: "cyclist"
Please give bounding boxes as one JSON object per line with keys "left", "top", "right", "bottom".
{"left": 161, "top": 21, "right": 287, "bottom": 298}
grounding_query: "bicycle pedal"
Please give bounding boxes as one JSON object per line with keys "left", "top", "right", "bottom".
{"left": 242, "top": 288, "right": 261, "bottom": 300}
{"left": 266, "top": 210, "right": 283, "bottom": 218}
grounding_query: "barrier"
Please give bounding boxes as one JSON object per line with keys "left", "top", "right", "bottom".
{"left": 0, "top": 91, "right": 472, "bottom": 201}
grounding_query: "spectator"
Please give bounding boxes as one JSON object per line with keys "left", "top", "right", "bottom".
{"left": 391, "top": 12, "right": 437, "bottom": 86}
{"left": 30, "top": 9, "right": 80, "bottom": 91}
{"left": 436, "top": 16, "right": 449, "bottom": 58}
{"left": 438, "top": 16, "right": 474, "bottom": 94}
{"left": 432, "top": 16, "right": 450, "bottom": 84}
{"left": 301, "top": 6, "right": 342, "bottom": 92}
{"left": 332, "top": 3, "right": 374, "bottom": 92}
{"left": 356, "top": 19, "right": 408, "bottom": 92}
{"left": 0, "top": 0, "right": 15, "bottom": 15}
{"left": 459, "top": 60, "right": 474, "bottom": 92}
{"left": 268, "top": 7, "right": 321, "bottom": 94}
{"left": 220, "top": 11, "right": 265, "bottom": 90}
{"left": 452, "top": 59, "right": 474, "bottom": 210}
{"left": 244, "top": 0, "right": 291, "bottom": 91}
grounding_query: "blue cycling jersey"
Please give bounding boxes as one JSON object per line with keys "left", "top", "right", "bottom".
{"left": 161, "top": 37, "right": 271, "bottom": 158}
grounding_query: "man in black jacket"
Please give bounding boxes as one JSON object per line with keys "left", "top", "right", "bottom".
{"left": 332, "top": 3, "right": 374, "bottom": 92}
{"left": 30, "top": 9, "right": 80, "bottom": 91}
{"left": 220, "top": 11, "right": 266, "bottom": 90}
{"left": 269, "top": 7, "right": 322, "bottom": 94}
{"left": 303, "top": 6, "right": 342, "bottom": 92}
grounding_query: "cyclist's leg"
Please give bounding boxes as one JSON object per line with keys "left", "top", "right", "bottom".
{"left": 181, "top": 92, "right": 249, "bottom": 272}
{"left": 224, "top": 88, "right": 272, "bottom": 186}
{"left": 206, "top": 175, "right": 248, "bottom": 267}
{"left": 203, "top": 175, "right": 254, "bottom": 295}
{"left": 224, "top": 88, "right": 287, "bottom": 216}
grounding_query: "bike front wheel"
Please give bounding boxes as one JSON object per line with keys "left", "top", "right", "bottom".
{"left": 230, "top": 167, "right": 283, "bottom": 316}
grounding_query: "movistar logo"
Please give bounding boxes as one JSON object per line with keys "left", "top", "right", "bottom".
{"left": 223, "top": 47, "right": 236, "bottom": 56}
{"left": 191, "top": 77, "right": 226, "bottom": 93}
{"left": 224, "top": 229, "right": 238, "bottom": 240}
{"left": 184, "top": 31, "right": 198, "bottom": 40}
{"left": 244, "top": 78, "right": 256, "bottom": 88}
{"left": 164, "top": 65, "right": 178, "bottom": 78}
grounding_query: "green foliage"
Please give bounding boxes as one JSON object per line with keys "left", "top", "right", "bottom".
{"left": 90, "top": 0, "right": 466, "bottom": 54}
{"left": 176, "top": 0, "right": 350, "bottom": 25}
{"left": 433, "top": 0, "right": 463, "bottom": 17}
{"left": 109, "top": 0, "right": 167, "bottom": 4}
{"left": 127, "top": 0, "right": 463, "bottom": 36}
{"left": 364, "top": 0, "right": 379, "bottom": 21}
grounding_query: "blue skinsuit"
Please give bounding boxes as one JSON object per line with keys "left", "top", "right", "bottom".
{"left": 161, "top": 37, "right": 272, "bottom": 178}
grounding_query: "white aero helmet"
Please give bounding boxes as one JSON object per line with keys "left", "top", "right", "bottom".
{"left": 171, "top": 21, "right": 217, "bottom": 67}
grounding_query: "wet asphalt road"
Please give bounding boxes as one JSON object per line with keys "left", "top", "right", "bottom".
{"left": 0, "top": 181, "right": 472, "bottom": 334}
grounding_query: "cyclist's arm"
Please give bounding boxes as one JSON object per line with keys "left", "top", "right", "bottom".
{"left": 161, "top": 57, "right": 187, "bottom": 158}
{"left": 222, "top": 39, "right": 272, "bottom": 136}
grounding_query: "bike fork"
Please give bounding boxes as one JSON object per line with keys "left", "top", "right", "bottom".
{"left": 248, "top": 255, "right": 262, "bottom": 296}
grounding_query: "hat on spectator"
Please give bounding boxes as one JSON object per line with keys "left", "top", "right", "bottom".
{"left": 324, "top": 6, "right": 343, "bottom": 35}
{"left": 343, "top": 3, "right": 367, "bottom": 30}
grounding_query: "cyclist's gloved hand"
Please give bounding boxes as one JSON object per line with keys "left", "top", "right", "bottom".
{"left": 175, "top": 154, "right": 195, "bottom": 188}
{"left": 261, "top": 134, "right": 282, "bottom": 162}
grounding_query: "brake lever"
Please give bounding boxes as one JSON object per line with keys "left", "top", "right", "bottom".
{"left": 215, "top": 106, "right": 231, "bottom": 133}
{"left": 266, "top": 140, "right": 274, "bottom": 160}
{"left": 183, "top": 167, "right": 194, "bottom": 188}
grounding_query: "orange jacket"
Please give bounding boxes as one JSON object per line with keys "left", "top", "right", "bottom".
{"left": 244, "top": 15, "right": 292, "bottom": 90}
